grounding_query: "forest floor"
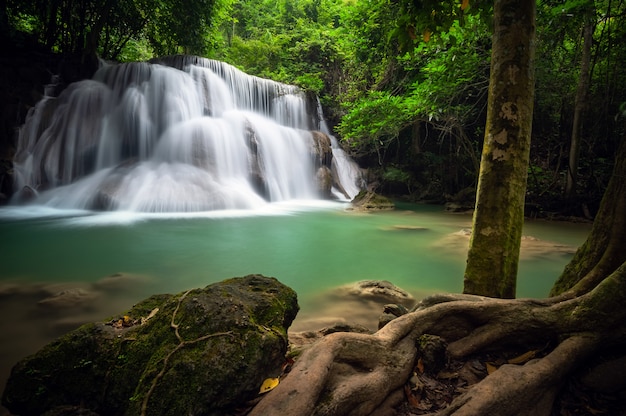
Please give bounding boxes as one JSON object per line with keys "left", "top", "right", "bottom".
{"left": 393, "top": 349, "right": 626, "bottom": 416}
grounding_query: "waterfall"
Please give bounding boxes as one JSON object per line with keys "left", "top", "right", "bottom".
{"left": 12, "top": 56, "right": 364, "bottom": 212}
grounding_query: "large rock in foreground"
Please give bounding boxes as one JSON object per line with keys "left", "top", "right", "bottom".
{"left": 2, "top": 275, "right": 298, "bottom": 416}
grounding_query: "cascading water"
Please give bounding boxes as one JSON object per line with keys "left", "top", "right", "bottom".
{"left": 12, "top": 55, "right": 364, "bottom": 212}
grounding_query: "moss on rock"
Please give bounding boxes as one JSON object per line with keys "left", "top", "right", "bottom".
{"left": 2, "top": 275, "right": 298, "bottom": 416}
{"left": 350, "top": 191, "right": 395, "bottom": 211}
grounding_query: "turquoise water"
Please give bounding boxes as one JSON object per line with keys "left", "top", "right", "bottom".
{"left": 2, "top": 203, "right": 587, "bottom": 296}
{"left": 0, "top": 202, "right": 590, "bottom": 396}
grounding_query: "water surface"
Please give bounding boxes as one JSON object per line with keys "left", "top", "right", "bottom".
{"left": 0, "top": 202, "right": 590, "bottom": 399}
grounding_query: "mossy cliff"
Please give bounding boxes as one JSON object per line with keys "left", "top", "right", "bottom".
{"left": 2, "top": 274, "right": 299, "bottom": 416}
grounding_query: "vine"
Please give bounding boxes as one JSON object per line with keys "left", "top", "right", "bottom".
{"left": 140, "top": 290, "right": 234, "bottom": 416}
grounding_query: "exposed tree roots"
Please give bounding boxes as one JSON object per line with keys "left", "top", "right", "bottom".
{"left": 250, "top": 266, "right": 626, "bottom": 415}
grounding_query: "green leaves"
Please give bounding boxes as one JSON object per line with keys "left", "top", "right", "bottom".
{"left": 215, "top": 0, "right": 345, "bottom": 98}
{"left": 338, "top": 92, "right": 410, "bottom": 148}
{"left": 337, "top": 13, "right": 490, "bottom": 157}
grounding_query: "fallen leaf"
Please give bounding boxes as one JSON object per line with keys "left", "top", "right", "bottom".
{"left": 507, "top": 350, "right": 537, "bottom": 365}
{"left": 461, "top": 0, "right": 470, "bottom": 11}
{"left": 485, "top": 362, "right": 498, "bottom": 374}
{"left": 259, "top": 377, "right": 279, "bottom": 394}
{"left": 405, "top": 384, "right": 421, "bottom": 408}
{"left": 417, "top": 358, "right": 425, "bottom": 374}
{"left": 141, "top": 307, "right": 159, "bottom": 325}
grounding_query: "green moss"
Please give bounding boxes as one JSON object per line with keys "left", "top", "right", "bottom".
{"left": 4, "top": 275, "right": 298, "bottom": 416}
{"left": 351, "top": 191, "right": 395, "bottom": 211}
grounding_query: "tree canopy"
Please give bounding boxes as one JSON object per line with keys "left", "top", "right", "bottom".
{"left": 5, "top": 0, "right": 624, "bottom": 206}
{"left": 3, "top": 0, "right": 230, "bottom": 59}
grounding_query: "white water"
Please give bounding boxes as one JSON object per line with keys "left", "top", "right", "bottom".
{"left": 12, "top": 56, "right": 364, "bottom": 212}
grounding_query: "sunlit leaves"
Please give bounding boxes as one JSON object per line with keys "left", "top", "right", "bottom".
{"left": 391, "top": 0, "right": 492, "bottom": 53}
{"left": 338, "top": 15, "right": 490, "bottom": 155}
{"left": 338, "top": 92, "right": 410, "bottom": 149}
{"left": 5, "top": 0, "right": 233, "bottom": 58}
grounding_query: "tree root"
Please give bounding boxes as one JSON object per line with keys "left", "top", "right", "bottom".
{"left": 438, "top": 334, "right": 598, "bottom": 416}
{"left": 250, "top": 266, "right": 626, "bottom": 415}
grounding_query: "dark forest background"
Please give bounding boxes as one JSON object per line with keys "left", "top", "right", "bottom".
{"left": 1, "top": 0, "right": 625, "bottom": 218}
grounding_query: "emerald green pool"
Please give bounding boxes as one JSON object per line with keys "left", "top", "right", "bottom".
{"left": 0, "top": 202, "right": 590, "bottom": 395}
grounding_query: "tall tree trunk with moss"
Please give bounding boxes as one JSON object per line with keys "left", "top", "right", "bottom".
{"left": 565, "top": 11, "right": 594, "bottom": 200}
{"left": 463, "top": 0, "right": 536, "bottom": 298}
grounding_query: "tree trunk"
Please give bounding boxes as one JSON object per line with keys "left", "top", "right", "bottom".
{"left": 43, "top": 0, "right": 61, "bottom": 50}
{"left": 0, "top": 0, "right": 8, "bottom": 40}
{"left": 551, "top": 135, "right": 626, "bottom": 297}
{"left": 565, "top": 12, "right": 594, "bottom": 200}
{"left": 463, "top": 0, "right": 536, "bottom": 298}
{"left": 84, "top": 0, "right": 115, "bottom": 61}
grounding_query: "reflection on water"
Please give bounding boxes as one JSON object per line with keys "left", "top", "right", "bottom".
{"left": 0, "top": 202, "right": 590, "bottom": 400}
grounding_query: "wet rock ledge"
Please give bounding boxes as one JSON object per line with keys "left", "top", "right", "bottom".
{"left": 1, "top": 275, "right": 298, "bottom": 416}
{"left": 349, "top": 190, "right": 395, "bottom": 211}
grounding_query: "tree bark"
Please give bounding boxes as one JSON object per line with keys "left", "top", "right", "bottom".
{"left": 551, "top": 135, "right": 626, "bottom": 296}
{"left": 565, "top": 11, "right": 594, "bottom": 200}
{"left": 463, "top": 0, "right": 536, "bottom": 298}
{"left": 251, "top": 262, "right": 626, "bottom": 416}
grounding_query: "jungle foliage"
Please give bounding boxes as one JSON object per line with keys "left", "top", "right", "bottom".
{"left": 3, "top": 0, "right": 626, "bottom": 214}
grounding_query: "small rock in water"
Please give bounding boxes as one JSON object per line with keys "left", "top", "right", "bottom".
{"left": 37, "top": 288, "right": 98, "bottom": 309}
{"left": 380, "top": 224, "right": 428, "bottom": 231}
{"left": 349, "top": 191, "right": 395, "bottom": 211}
{"left": 341, "top": 279, "right": 415, "bottom": 305}
{"left": 92, "top": 272, "right": 152, "bottom": 291}
{"left": 291, "top": 280, "right": 415, "bottom": 333}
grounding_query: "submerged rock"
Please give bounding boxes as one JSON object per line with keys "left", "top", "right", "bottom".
{"left": 349, "top": 190, "right": 395, "bottom": 211}
{"left": 2, "top": 275, "right": 299, "bottom": 416}
{"left": 432, "top": 228, "right": 577, "bottom": 259}
{"left": 91, "top": 272, "right": 152, "bottom": 291}
{"left": 338, "top": 280, "right": 415, "bottom": 305}
{"left": 37, "top": 288, "right": 98, "bottom": 309}
{"left": 291, "top": 280, "right": 415, "bottom": 333}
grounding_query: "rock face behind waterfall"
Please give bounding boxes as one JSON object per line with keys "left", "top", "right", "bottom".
{"left": 1, "top": 275, "right": 299, "bottom": 416}
{"left": 11, "top": 55, "right": 364, "bottom": 212}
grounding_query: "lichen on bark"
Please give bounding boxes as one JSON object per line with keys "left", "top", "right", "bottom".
{"left": 463, "top": 0, "right": 536, "bottom": 299}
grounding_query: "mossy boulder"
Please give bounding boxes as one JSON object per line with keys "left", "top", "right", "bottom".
{"left": 350, "top": 190, "right": 395, "bottom": 211}
{"left": 2, "top": 275, "right": 299, "bottom": 416}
